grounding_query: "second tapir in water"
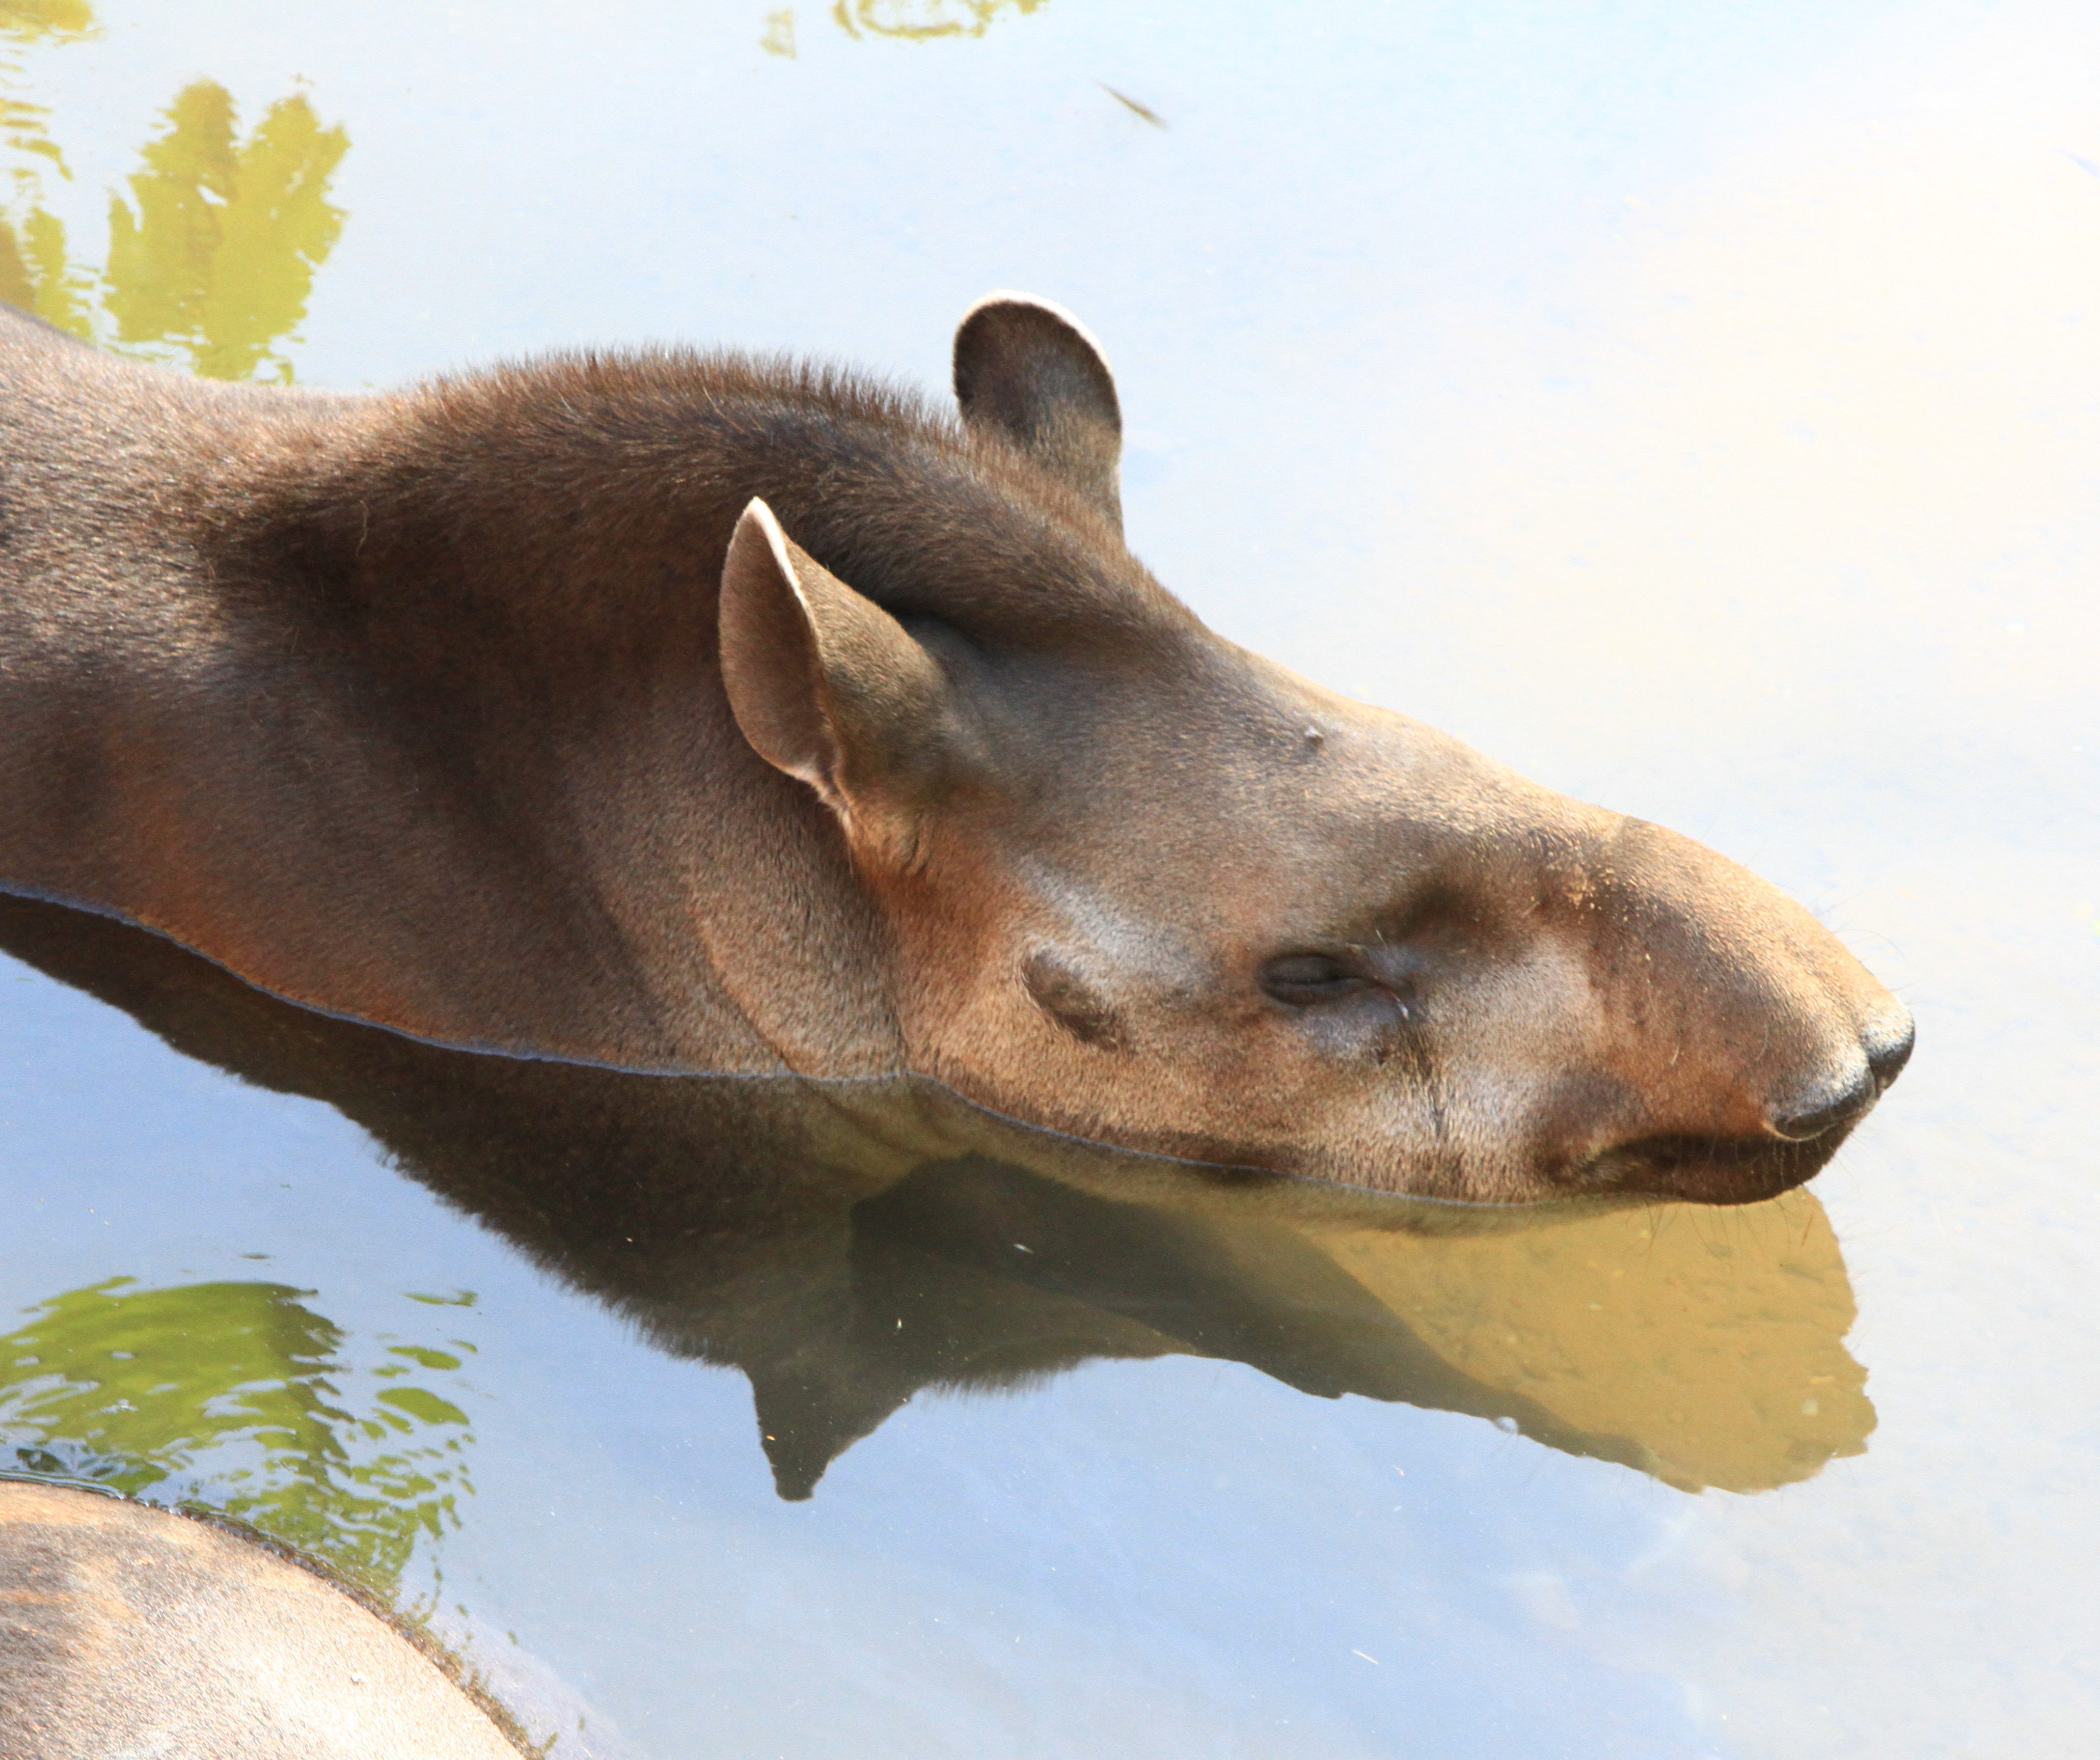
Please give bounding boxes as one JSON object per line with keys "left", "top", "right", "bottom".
{"left": 0, "top": 295, "right": 1912, "bottom": 1202}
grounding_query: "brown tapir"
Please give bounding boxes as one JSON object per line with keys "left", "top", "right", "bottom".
{"left": 0, "top": 295, "right": 1912, "bottom": 1203}
{"left": 0, "top": 1480, "right": 529, "bottom": 1759}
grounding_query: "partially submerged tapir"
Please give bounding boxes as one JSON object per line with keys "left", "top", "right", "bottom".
{"left": 0, "top": 296, "right": 1912, "bottom": 1203}
{"left": 0, "top": 891, "right": 1874, "bottom": 1501}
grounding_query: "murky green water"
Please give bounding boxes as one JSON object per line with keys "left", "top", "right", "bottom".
{"left": 2, "top": 3, "right": 2094, "bottom": 1755}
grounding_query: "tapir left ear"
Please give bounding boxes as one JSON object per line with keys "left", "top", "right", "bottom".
{"left": 719, "top": 499, "right": 954, "bottom": 853}
{"left": 953, "top": 291, "right": 1123, "bottom": 533}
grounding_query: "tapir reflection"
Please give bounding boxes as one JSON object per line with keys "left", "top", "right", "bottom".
{"left": 0, "top": 893, "right": 1871, "bottom": 1501}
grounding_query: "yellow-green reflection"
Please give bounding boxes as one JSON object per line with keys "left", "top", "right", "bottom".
{"left": 0, "top": 1278, "right": 475, "bottom": 1596}
{"left": 103, "top": 83, "right": 347, "bottom": 382}
{"left": 831, "top": 0, "right": 1046, "bottom": 41}
{"left": 1316, "top": 1197, "right": 1871, "bottom": 1492}
{"left": 0, "top": 2, "right": 346, "bottom": 380}
{"left": 760, "top": 8, "right": 797, "bottom": 57}
{"left": 0, "top": 0, "right": 93, "bottom": 332}
{"left": 827, "top": 1146, "right": 1870, "bottom": 1501}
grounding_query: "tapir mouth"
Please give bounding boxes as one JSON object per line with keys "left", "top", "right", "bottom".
{"left": 1564, "top": 1124, "right": 1855, "bottom": 1207}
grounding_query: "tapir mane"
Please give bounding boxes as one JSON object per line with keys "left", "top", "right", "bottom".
{"left": 214, "top": 346, "right": 1193, "bottom": 662}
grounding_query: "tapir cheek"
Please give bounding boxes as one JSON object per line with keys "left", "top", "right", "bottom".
{"left": 1524, "top": 1068, "right": 1654, "bottom": 1171}
{"left": 1438, "top": 939, "right": 1602, "bottom": 1060}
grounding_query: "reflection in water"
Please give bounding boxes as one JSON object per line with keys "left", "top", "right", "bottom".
{"left": 0, "top": 892, "right": 1871, "bottom": 1508}
{"left": 103, "top": 82, "right": 348, "bottom": 383}
{"left": 0, "top": 0, "right": 94, "bottom": 333}
{"left": 0, "top": 1277, "right": 476, "bottom": 1597}
{"left": 831, "top": 0, "right": 1046, "bottom": 42}
{"left": 822, "top": 1155, "right": 1867, "bottom": 1498}
{"left": 0, "top": 3, "right": 346, "bottom": 380}
{"left": 760, "top": 8, "right": 797, "bottom": 58}
{"left": 762, "top": 0, "right": 1045, "bottom": 53}
{"left": 1322, "top": 1205, "right": 1870, "bottom": 1492}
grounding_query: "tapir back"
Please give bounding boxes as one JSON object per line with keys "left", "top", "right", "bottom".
{"left": 0, "top": 315, "right": 893, "bottom": 1074}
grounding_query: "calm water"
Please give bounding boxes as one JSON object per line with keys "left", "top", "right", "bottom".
{"left": 2, "top": 3, "right": 2095, "bottom": 1756}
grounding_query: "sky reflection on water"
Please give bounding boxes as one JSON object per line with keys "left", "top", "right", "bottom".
{"left": 0, "top": 3, "right": 2094, "bottom": 1756}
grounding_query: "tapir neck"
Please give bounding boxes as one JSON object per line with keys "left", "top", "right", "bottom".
{"left": 0, "top": 323, "right": 905, "bottom": 1075}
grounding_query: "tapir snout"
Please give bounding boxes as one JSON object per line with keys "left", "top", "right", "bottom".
{"left": 1507, "top": 815, "right": 1914, "bottom": 1203}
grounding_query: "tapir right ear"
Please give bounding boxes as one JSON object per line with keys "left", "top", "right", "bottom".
{"left": 953, "top": 292, "right": 1123, "bottom": 533}
{"left": 719, "top": 500, "right": 954, "bottom": 853}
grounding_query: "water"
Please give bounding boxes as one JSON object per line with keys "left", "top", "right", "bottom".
{"left": 2, "top": 3, "right": 2095, "bottom": 1755}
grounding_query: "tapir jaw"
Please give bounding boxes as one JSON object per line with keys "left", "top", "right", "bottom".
{"left": 1556, "top": 1005, "right": 1910, "bottom": 1205}
{"left": 1465, "top": 828, "right": 1918, "bottom": 1206}
{"left": 1562, "top": 1124, "right": 1855, "bottom": 1206}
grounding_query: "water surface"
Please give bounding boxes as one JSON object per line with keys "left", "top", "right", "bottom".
{"left": 2, "top": 4, "right": 2094, "bottom": 1756}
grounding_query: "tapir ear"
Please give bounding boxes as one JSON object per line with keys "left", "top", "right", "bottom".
{"left": 953, "top": 291, "right": 1123, "bottom": 533}
{"left": 719, "top": 500, "right": 953, "bottom": 845}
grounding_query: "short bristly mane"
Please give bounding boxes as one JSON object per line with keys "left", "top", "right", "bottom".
{"left": 212, "top": 346, "right": 1196, "bottom": 657}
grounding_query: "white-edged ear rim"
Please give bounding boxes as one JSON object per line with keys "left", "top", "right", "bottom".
{"left": 741, "top": 497, "right": 822, "bottom": 630}
{"left": 718, "top": 498, "right": 959, "bottom": 844}
{"left": 957, "top": 290, "right": 1119, "bottom": 383}
{"left": 719, "top": 497, "right": 843, "bottom": 802}
{"left": 953, "top": 292, "right": 1124, "bottom": 533}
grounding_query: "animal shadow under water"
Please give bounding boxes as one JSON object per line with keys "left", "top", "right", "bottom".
{"left": 0, "top": 893, "right": 1873, "bottom": 1500}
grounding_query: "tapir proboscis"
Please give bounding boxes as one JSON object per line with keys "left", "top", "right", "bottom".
{"left": 0, "top": 295, "right": 1911, "bottom": 1204}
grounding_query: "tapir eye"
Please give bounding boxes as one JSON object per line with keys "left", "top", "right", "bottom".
{"left": 1259, "top": 953, "right": 1371, "bottom": 1006}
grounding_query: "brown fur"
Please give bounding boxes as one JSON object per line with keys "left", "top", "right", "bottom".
{"left": 0, "top": 297, "right": 1911, "bottom": 1202}
{"left": 0, "top": 1480, "right": 526, "bottom": 1759}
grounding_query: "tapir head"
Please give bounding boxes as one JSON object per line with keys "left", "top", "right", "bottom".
{"left": 718, "top": 294, "right": 1912, "bottom": 1204}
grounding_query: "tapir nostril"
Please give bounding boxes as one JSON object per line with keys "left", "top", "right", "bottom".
{"left": 1863, "top": 1007, "right": 1916, "bottom": 1087}
{"left": 1767, "top": 1070, "right": 1877, "bottom": 1143}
